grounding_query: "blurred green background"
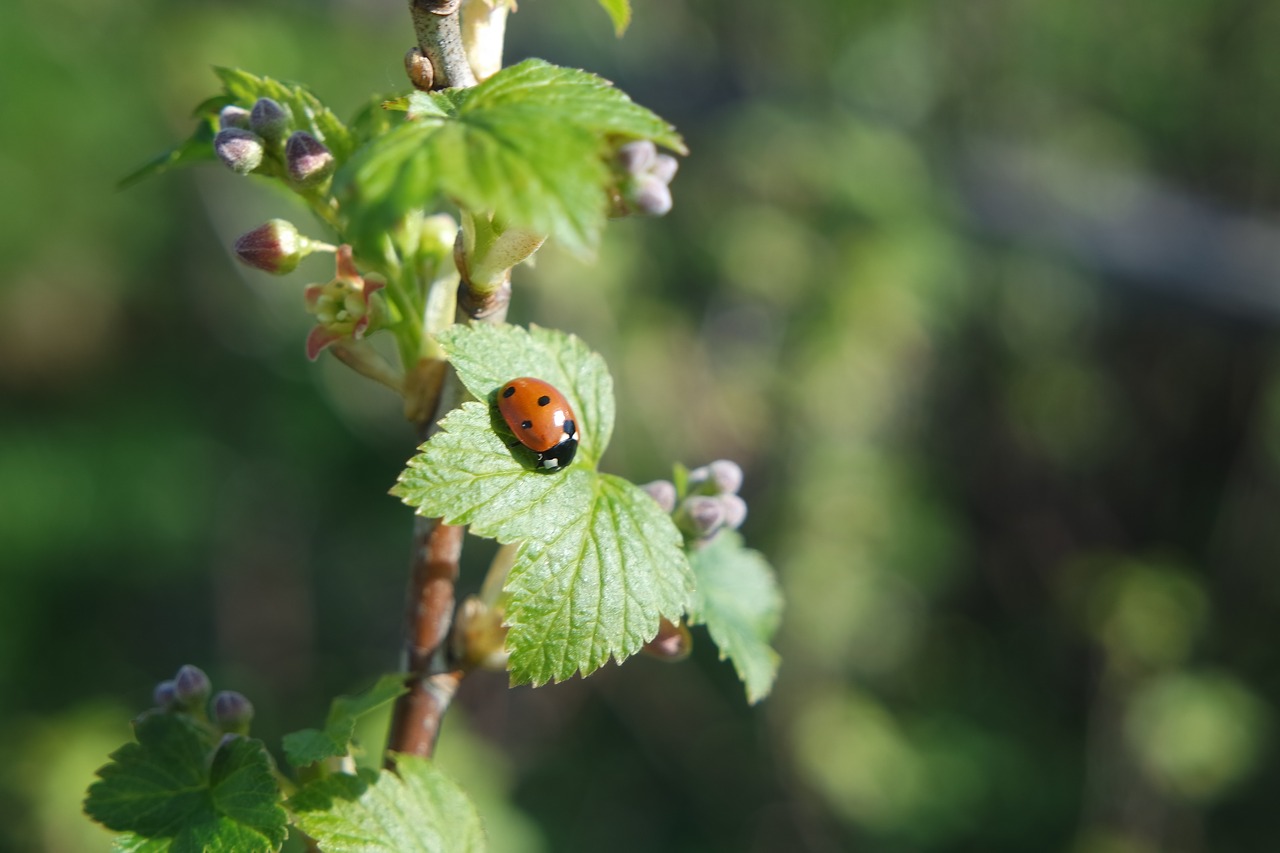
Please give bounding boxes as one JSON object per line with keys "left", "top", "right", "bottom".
{"left": 5, "top": 0, "right": 1280, "bottom": 850}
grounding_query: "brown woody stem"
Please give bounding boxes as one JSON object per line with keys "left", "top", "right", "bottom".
{"left": 408, "top": 0, "right": 477, "bottom": 89}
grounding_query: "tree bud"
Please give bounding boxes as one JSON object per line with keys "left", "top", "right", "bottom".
{"left": 249, "top": 97, "right": 292, "bottom": 143}
{"left": 720, "top": 493, "right": 748, "bottom": 531}
{"left": 454, "top": 596, "right": 509, "bottom": 670}
{"left": 212, "top": 690, "right": 255, "bottom": 733}
{"left": 213, "top": 128, "right": 264, "bottom": 175}
{"left": 285, "top": 131, "right": 335, "bottom": 185}
{"left": 642, "top": 618, "right": 692, "bottom": 662}
{"left": 234, "top": 219, "right": 306, "bottom": 274}
{"left": 218, "top": 105, "right": 251, "bottom": 130}
{"left": 405, "top": 47, "right": 434, "bottom": 91}
{"left": 616, "top": 139, "right": 657, "bottom": 175}
{"left": 651, "top": 153, "right": 679, "bottom": 185}
{"left": 153, "top": 679, "right": 178, "bottom": 709}
{"left": 629, "top": 175, "right": 673, "bottom": 217}
{"left": 641, "top": 479, "right": 677, "bottom": 514}
{"left": 679, "top": 495, "right": 725, "bottom": 538}
{"left": 173, "top": 665, "right": 211, "bottom": 706}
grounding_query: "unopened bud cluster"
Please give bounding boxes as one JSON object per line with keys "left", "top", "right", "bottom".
{"left": 213, "top": 97, "right": 334, "bottom": 186}
{"left": 643, "top": 459, "right": 748, "bottom": 542}
{"left": 151, "top": 664, "right": 255, "bottom": 735}
{"left": 611, "top": 140, "right": 680, "bottom": 217}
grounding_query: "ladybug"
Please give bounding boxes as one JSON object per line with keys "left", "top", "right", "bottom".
{"left": 497, "top": 377, "right": 580, "bottom": 470}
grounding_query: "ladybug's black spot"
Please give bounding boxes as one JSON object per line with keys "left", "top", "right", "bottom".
{"left": 563, "top": 419, "right": 576, "bottom": 437}
{"left": 521, "top": 420, "right": 533, "bottom": 430}
{"left": 537, "top": 395, "right": 551, "bottom": 407}
{"left": 502, "top": 386, "right": 516, "bottom": 398}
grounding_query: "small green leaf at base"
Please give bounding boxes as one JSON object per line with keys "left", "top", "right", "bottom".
{"left": 283, "top": 674, "right": 409, "bottom": 768}
{"left": 289, "top": 755, "right": 485, "bottom": 852}
{"left": 85, "top": 713, "right": 287, "bottom": 852}
{"left": 689, "top": 532, "right": 783, "bottom": 703}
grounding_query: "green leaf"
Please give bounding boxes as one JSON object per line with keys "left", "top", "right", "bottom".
{"left": 85, "top": 712, "right": 287, "bottom": 852}
{"left": 213, "top": 68, "right": 355, "bottom": 161}
{"left": 688, "top": 531, "right": 783, "bottom": 703}
{"left": 392, "top": 323, "right": 694, "bottom": 684}
{"left": 504, "top": 473, "right": 694, "bottom": 685}
{"left": 284, "top": 674, "right": 409, "bottom": 768}
{"left": 289, "top": 755, "right": 485, "bottom": 852}
{"left": 597, "top": 0, "right": 632, "bottom": 35}
{"left": 119, "top": 114, "right": 219, "bottom": 189}
{"left": 341, "top": 59, "right": 685, "bottom": 255}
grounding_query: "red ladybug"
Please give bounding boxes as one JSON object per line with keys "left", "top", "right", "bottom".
{"left": 497, "top": 377, "right": 580, "bottom": 470}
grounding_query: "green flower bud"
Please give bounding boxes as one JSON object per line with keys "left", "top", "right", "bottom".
{"left": 234, "top": 219, "right": 306, "bottom": 274}
{"left": 249, "top": 97, "right": 292, "bottom": 143}
{"left": 285, "top": 131, "right": 335, "bottom": 186}
{"left": 218, "top": 105, "right": 251, "bottom": 130}
{"left": 174, "top": 664, "right": 211, "bottom": 706}
{"left": 212, "top": 690, "right": 254, "bottom": 733}
{"left": 213, "top": 128, "right": 264, "bottom": 175}
{"left": 641, "top": 479, "right": 677, "bottom": 514}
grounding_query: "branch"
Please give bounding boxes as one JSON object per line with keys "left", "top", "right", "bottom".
{"left": 408, "top": 0, "right": 478, "bottom": 89}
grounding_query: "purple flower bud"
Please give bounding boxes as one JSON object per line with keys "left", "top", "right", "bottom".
{"left": 218, "top": 105, "right": 251, "bottom": 130}
{"left": 651, "top": 153, "right": 679, "bottom": 185}
{"left": 173, "top": 665, "right": 211, "bottom": 705}
{"left": 616, "top": 140, "right": 657, "bottom": 175}
{"left": 679, "top": 495, "right": 725, "bottom": 538}
{"left": 642, "top": 618, "right": 692, "bottom": 662}
{"left": 153, "top": 679, "right": 178, "bottom": 709}
{"left": 213, "top": 128, "right": 264, "bottom": 175}
{"left": 641, "top": 479, "right": 677, "bottom": 514}
{"left": 690, "top": 459, "right": 743, "bottom": 495}
{"left": 285, "top": 131, "right": 335, "bottom": 185}
{"left": 629, "top": 175, "right": 673, "bottom": 217}
{"left": 234, "top": 219, "right": 304, "bottom": 274}
{"left": 249, "top": 97, "right": 292, "bottom": 142}
{"left": 212, "top": 690, "right": 254, "bottom": 732}
{"left": 720, "top": 493, "right": 748, "bottom": 530}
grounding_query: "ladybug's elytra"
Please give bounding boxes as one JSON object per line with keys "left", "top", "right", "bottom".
{"left": 497, "top": 377, "right": 580, "bottom": 470}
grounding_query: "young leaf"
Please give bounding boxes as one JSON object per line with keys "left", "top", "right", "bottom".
{"left": 341, "top": 59, "right": 684, "bottom": 256}
{"left": 688, "top": 532, "right": 783, "bottom": 703}
{"left": 289, "top": 755, "right": 485, "bottom": 852}
{"left": 84, "top": 712, "right": 287, "bottom": 852}
{"left": 119, "top": 114, "right": 219, "bottom": 188}
{"left": 214, "top": 68, "right": 355, "bottom": 161}
{"left": 503, "top": 473, "right": 695, "bottom": 686}
{"left": 597, "top": 0, "right": 632, "bottom": 36}
{"left": 283, "top": 674, "right": 409, "bottom": 768}
{"left": 392, "top": 323, "right": 694, "bottom": 684}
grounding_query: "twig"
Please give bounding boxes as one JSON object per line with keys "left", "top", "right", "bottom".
{"left": 408, "top": 0, "right": 477, "bottom": 89}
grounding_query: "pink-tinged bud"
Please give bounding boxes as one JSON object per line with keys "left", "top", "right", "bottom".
{"left": 285, "top": 131, "right": 335, "bottom": 186}
{"left": 630, "top": 175, "right": 673, "bottom": 217}
{"left": 249, "top": 97, "right": 292, "bottom": 142}
{"left": 643, "top": 618, "right": 692, "bottom": 662}
{"left": 234, "top": 219, "right": 306, "bottom": 274}
{"left": 641, "top": 479, "right": 677, "bottom": 514}
{"left": 679, "top": 495, "right": 725, "bottom": 538}
{"left": 720, "top": 493, "right": 748, "bottom": 530}
{"left": 405, "top": 47, "right": 434, "bottom": 91}
{"left": 689, "top": 459, "right": 744, "bottom": 495}
{"left": 153, "top": 679, "right": 178, "bottom": 710}
{"left": 212, "top": 690, "right": 254, "bottom": 733}
{"left": 651, "top": 153, "right": 679, "bottom": 185}
{"left": 616, "top": 139, "right": 657, "bottom": 175}
{"left": 218, "top": 105, "right": 251, "bottom": 130}
{"left": 214, "top": 128, "right": 264, "bottom": 175}
{"left": 173, "top": 665, "right": 211, "bottom": 706}
{"left": 304, "top": 245, "right": 385, "bottom": 359}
